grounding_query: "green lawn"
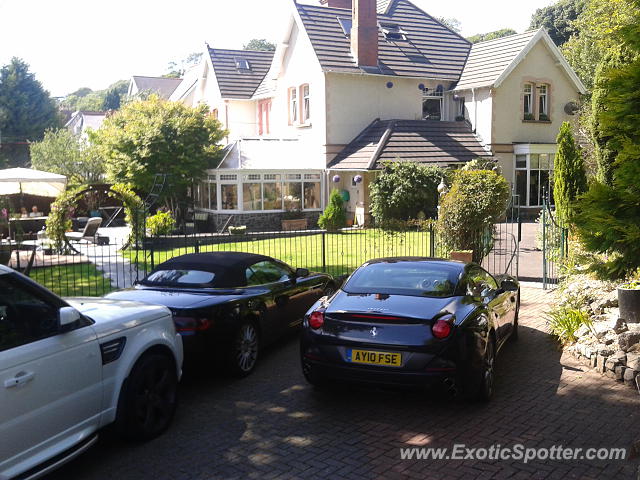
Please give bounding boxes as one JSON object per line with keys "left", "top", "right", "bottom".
{"left": 29, "top": 264, "right": 114, "bottom": 297}
{"left": 125, "top": 229, "right": 432, "bottom": 277}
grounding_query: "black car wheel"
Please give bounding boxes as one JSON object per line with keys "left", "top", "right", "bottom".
{"left": 229, "top": 322, "right": 260, "bottom": 377}
{"left": 301, "top": 359, "right": 330, "bottom": 390}
{"left": 477, "top": 336, "right": 496, "bottom": 402}
{"left": 511, "top": 293, "right": 520, "bottom": 342}
{"left": 116, "top": 353, "right": 178, "bottom": 440}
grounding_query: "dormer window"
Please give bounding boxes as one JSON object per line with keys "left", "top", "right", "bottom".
{"left": 235, "top": 58, "right": 251, "bottom": 71}
{"left": 380, "top": 23, "right": 407, "bottom": 41}
{"left": 337, "top": 17, "right": 352, "bottom": 37}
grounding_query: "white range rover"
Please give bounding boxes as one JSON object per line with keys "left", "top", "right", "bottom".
{"left": 0, "top": 265, "right": 183, "bottom": 480}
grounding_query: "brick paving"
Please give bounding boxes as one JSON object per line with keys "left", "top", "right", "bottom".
{"left": 49, "top": 286, "right": 640, "bottom": 479}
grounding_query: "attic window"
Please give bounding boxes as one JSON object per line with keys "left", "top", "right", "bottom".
{"left": 337, "top": 17, "right": 352, "bottom": 37}
{"left": 380, "top": 23, "right": 407, "bottom": 41}
{"left": 235, "top": 58, "right": 251, "bottom": 70}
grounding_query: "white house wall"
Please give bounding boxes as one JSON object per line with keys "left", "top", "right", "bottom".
{"left": 268, "top": 20, "right": 327, "bottom": 169}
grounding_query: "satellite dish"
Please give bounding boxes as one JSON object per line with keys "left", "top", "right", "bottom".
{"left": 564, "top": 101, "right": 579, "bottom": 115}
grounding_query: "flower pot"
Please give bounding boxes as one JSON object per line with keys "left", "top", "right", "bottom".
{"left": 450, "top": 250, "right": 473, "bottom": 263}
{"left": 618, "top": 287, "right": 640, "bottom": 323}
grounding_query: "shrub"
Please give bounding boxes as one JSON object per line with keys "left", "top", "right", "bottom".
{"left": 369, "top": 161, "right": 441, "bottom": 222}
{"left": 553, "top": 122, "right": 587, "bottom": 227}
{"left": 547, "top": 307, "right": 594, "bottom": 344}
{"left": 318, "top": 189, "right": 346, "bottom": 232}
{"left": 437, "top": 169, "right": 510, "bottom": 263}
{"left": 146, "top": 210, "right": 176, "bottom": 236}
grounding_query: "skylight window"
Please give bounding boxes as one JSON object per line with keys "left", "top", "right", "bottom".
{"left": 337, "top": 17, "right": 352, "bottom": 37}
{"left": 380, "top": 22, "right": 407, "bottom": 41}
{"left": 235, "top": 58, "right": 251, "bottom": 70}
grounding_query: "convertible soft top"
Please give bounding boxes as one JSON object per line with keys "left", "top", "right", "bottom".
{"left": 148, "top": 252, "right": 272, "bottom": 287}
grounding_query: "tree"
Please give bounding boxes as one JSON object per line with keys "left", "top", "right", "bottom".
{"left": 437, "top": 170, "right": 510, "bottom": 263}
{"left": 370, "top": 161, "right": 441, "bottom": 222}
{"left": 573, "top": 0, "right": 640, "bottom": 278}
{"left": 243, "top": 39, "right": 276, "bottom": 51}
{"left": 561, "top": 0, "right": 634, "bottom": 89}
{"left": 102, "top": 88, "right": 121, "bottom": 110}
{"left": 436, "top": 17, "right": 461, "bottom": 33}
{"left": 0, "top": 58, "right": 60, "bottom": 166}
{"left": 553, "top": 122, "right": 586, "bottom": 227}
{"left": 165, "top": 52, "right": 203, "bottom": 78}
{"left": 467, "top": 29, "right": 517, "bottom": 44}
{"left": 318, "top": 189, "right": 346, "bottom": 232}
{"left": 529, "top": 0, "right": 584, "bottom": 46}
{"left": 30, "top": 129, "right": 105, "bottom": 185}
{"left": 90, "top": 96, "right": 228, "bottom": 217}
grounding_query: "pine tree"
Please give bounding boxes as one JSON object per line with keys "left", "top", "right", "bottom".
{"left": 573, "top": 0, "right": 640, "bottom": 278}
{"left": 318, "top": 189, "right": 346, "bottom": 232}
{"left": 553, "top": 122, "right": 587, "bottom": 227}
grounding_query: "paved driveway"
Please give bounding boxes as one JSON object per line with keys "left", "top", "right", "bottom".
{"left": 49, "top": 287, "right": 640, "bottom": 479}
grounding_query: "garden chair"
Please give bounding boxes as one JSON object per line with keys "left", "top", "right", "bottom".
{"left": 65, "top": 217, "right": 102, "bottom": 243}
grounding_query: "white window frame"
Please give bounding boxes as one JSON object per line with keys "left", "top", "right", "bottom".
{"left": 196, "top": 170, "right": 324, "bottom": 214}
{"left": 300, "top": 84, "right": 310, "bottom": 124}
{"left": 538, "top": 84, "right": 548, "bottom": 119}
{"left": 523, "top": 83, "right": 533, "bottom": 117}
{"left": 289, "top": 88, "right": 298, "bottom": 125}
{"left": 513, "top": 145, "right": 557, "bottom": 207}
{"left": 422, "top": 85, "right": 444, "bottom": 121}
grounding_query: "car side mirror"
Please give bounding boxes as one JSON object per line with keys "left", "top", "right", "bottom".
{"left": 500, "top": 279, "right": 519, "bottom": 292}
{"left": 59, "top": 306, "right": 81, "bottom": 328}
{"left": 295, "top": 268, "right": 309, "bottom": 278}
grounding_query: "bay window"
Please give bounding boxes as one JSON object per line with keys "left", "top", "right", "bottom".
{"left": 514, "top": 151, "right": 555, "bottom": 207}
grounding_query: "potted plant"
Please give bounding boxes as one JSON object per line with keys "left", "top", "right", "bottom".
{"left": 450, "top": 250, "right": 473, "bottom": 263}
{"left": 538, "top": 113, "right": 550, "bottom": 122}
{"left": 523, "top": 113, "right": 534, "bottom": 121}
{"left": 618, "top": 279, "right": 640, "bottom": 324}
{"left": 228, "top": 225, "right": 247, "bottom": 235}
{"left": 281, "top": 209, "right": 307, "bottom": 231}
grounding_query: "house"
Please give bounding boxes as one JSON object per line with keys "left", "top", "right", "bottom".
{"left": 65, "top": 111, "right": 108, "bottom": 140}
{"left": 127, "top": 75, "right": 184, "bottom": 99}
{"left": 144, "top": 0, "right": 586, "bottom": 229}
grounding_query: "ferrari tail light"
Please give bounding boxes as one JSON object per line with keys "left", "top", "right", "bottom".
{"left": 432, "top": 314, "right": 454, "bottom": 339}
{"left": 174, "top": 316, "right": 212, "bottom": 334}
{"left": 309, "top": 310, "right": 325, "bottom": 329}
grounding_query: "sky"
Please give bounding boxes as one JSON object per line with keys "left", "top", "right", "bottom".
{"left": 0, "top": 0, "right": 556, "bottom": 97}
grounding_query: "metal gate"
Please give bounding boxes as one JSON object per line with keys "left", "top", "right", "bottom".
{"left": 541, "top": 198, "right": 568, "bottom": 289}
{"left": 481, "top": 193, "right": 521, "bottom": 278}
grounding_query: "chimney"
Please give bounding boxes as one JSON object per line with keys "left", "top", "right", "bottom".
{"left": 322, "top": 0, "right": 351, "bottom": 7}
{"left": 351, "top": 0, "right": 378, "bottom": 67}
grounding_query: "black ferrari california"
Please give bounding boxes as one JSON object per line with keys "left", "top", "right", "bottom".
{"left": 106, "top": 252, "right": 335, "bottom": 376}
{"left": 300, "top": 257, "right": 519, "bottom": 401}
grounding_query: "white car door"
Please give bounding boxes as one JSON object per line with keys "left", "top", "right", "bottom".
{"left": 0, "top": 273, "right": 103, "bottom": 479}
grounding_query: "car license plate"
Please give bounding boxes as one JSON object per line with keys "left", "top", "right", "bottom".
{"left": 347, "top": 349, "right": 402, "bottom": 367}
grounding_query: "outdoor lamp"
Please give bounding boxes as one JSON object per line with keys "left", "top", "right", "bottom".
{"left": 353, "top": 175, "right": 363, "bottom": 184}
{"left": 332, "top": 175, "right": 341, "bottom": 183}
{"left": 437, "top": 178, "right": 448, "bottom": 196}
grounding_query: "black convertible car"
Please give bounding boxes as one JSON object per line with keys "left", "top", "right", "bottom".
{"left": 106, "top": 252, "right": 335, "bottom": 376}
{"left": 300, "top": 257, "right": 519, "bottom": 401}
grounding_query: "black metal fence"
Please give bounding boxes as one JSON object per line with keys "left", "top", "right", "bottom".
{"left": 4, "top": 213, "right": 522, "bottom": 298}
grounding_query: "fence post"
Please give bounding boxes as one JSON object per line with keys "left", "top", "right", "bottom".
{"left": 195, "top": 239, "right": 200, "bottom": 253}
{"left": 429, "top": 223, "right": 435, "bottom": 258}
{"left": 149, "top": 236, "right": 155, "bottom": 271}
{"left": 321, "top": 231, "right": 326, "bottom": 272}
{"left": 542, "top": 201, "right": 548, "bottom": 290}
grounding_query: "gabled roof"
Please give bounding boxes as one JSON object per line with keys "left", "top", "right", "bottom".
{"left": 208, "top": 48, "right": 275, "bottom": 99}
{"left": 455, "top": 29, "right": 587, "bottom": 93}
{"left": 329, "top": 120, "right": 490, "bottom": 170}
{"left": 131, "top": 76, "right": 183, "bottom": 98}
{"left": 294, "top": 0, "right": 471, "bottom": 81}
